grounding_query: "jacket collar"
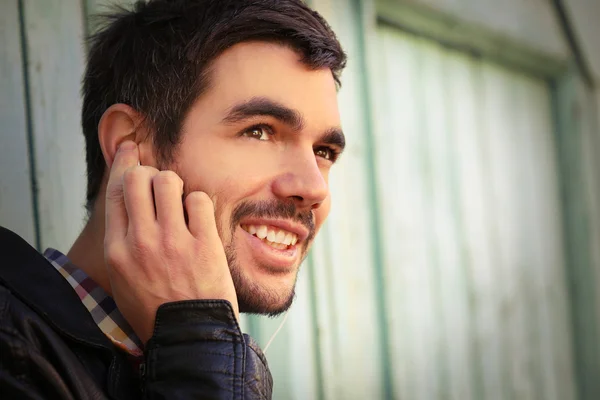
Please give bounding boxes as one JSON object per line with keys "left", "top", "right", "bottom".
{"left": 0, "top": 226, "right": 113, "bottom": 351}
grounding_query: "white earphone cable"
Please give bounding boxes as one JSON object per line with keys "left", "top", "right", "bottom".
{"left": 263, "top": 310, "right": 290, "bottom": 353}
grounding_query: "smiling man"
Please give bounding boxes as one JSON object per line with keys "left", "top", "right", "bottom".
{"left": 0, "top": 0, "right": 346, "bottom": 399}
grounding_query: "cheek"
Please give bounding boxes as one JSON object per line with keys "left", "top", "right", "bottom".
{"left": 314, "top": 195, "right": 332, "bottom": 233}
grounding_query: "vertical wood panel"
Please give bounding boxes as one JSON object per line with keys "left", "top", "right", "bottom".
{"left": 22, "top": 0, "right": 88, "bottom": 252}
{"left": 579, "top": 87, "right": 600, "bottom": 373}
{"left": 503, "top": 70, "right": 535, "bottom": 400}
{"left": 0, "top": 0, "right": 36, "bottom": 245}
{"left": 370, "top": 27, "right": 416, "bottom": 400}
{"left": 523, "top": 76, "right": 576, "bottom": 400}
{"left": 373, "top": 29, "right": 438, "bottom": 399}
{"left": 441, "top": 47, "right": 478, "bottom": 400}
{"left": 412, "top": 37, "right": 448, "bottom": 400}
{"left": 452, "top": 54, "right": 502, "bottom": 400}
{"left": 479, "top": 61, "right": 515, "bottom": 400}
{"left": 555, "top": 71, "right": 599, "bottom": 400}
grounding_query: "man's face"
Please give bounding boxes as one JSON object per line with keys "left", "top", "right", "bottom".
{"left": 159, "top": 42, "right": 343, "bottom": 315}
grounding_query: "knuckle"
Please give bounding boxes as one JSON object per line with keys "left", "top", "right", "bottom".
{"left": 122, "top": 166, "right": 142, "bottom": 186}
{"left": 106, "top": 182, "right": 123, "bottom": 201}
{"left": 123, "top": 166, "right": 158, "bottom": 186}
{"left": 130, "top": 234, "right": 154, "bottom": 259}
{"left": 105, "top": 242, "right": 125, "bottom": 267}
{"left": 143, "top": 165, "right": 160, "bottom": 174}
{"left": 154, "top": 170, "right": 182, "bottom": 187}
{"left": 186, "top": 191, "right": 212, "bottom": 210}
{"left": 161, "top": 233, "right": 183, "bottom": 258}
{"left": 190, "top": 238, "right": 205, "bottom": 254}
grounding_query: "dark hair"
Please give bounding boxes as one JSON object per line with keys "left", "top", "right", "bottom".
{"left": 82, "top": 0, "right": 347, "bottom": 212}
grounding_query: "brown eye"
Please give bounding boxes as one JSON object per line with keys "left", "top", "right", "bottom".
{"left": 242, "top": 125, "right": 271, "bottom": 141}
{"left": 315, "top": 147, "right": 333, "bottom": 160}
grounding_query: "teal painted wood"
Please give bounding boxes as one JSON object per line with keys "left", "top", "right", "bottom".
{"left": 372, "top": 25, "right": 577, "bottom": 399}
{"left": 554, "top": 69, "right": 600, "bottom": 400}
{"left": 22, "top": 0, "right": 88, "bottom": 252}
{"left": 0, "top": 0, "right": 36, "bottom": 246}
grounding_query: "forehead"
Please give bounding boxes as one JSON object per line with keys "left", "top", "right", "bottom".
{"left": 202, "top": 41, "right": 340, "bottom": 125}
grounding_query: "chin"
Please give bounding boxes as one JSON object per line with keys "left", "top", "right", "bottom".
{"left": 238, "top": 290, "right": 296, "bottom": 317}
{"left": 224, "top": 229, "right": 304, "bottom": 315}
{"left": 236, "top": 281, "right": 297, "bottom": 316}
{"left": 234, "top": 262, "right": 299, "bottom": 316}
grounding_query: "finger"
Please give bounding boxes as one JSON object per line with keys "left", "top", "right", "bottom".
{"left": 153, "top": 170, "right": 186, "bottom": 231}
{"left": 123, "top": 165, "right": 159, "bottom": 235}
{"left": 185, "top": 191, "right": 217, "bottom": 239}
{"left": 105, "top": 141, "right": 139, "bottom": 243}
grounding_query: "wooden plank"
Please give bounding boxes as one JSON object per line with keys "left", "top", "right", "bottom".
{"left": 579, "top": 87, "right": 600, "bottom": 358}
{"left": 22, "top": 0, "right": 88, "bottom": 252}
{"left": 453, "top": 55, "right": 503, "bottom": 400}
{"left": 523, "top": 76, "right": 577, "bottom": 400}
{"left": 440, "top": 46, "right": 482, "bottom": 400}
{"left": 513, "top": 73, "right": 547, "bottom": 400}
{"left": 0, "top": 0, "right": 36, "bottom": 246}
{"left": 416, "top": 36, "right": 456, "bottom": 400}
{"left": 374, "top": 27, "right": 438, "bottom": 400}
{"left": 555, "top": 71, "right": 599, "bottom": 400}
{"left": 483, "top": 63, "right": 530, "bottom": 400}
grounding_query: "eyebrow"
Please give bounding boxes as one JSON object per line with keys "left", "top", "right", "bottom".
{"left": 222, "top": 96, "right": 305, "bottom": 131}
{"left": 222, "top": 97, "right": 346, "bottom": 152}
{"left": 320, "top": 127, "right": 346, "bottom": 153}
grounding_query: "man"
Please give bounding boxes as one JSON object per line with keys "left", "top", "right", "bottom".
{"left": 0, "top": 0, "right": 346, "bottom": 398}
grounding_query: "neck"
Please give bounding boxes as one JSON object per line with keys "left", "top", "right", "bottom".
{"left": 67, "top": 198, "right": 112, "bottom": 295}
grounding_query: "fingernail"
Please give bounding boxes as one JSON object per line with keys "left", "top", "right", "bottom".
{"left": 119, "top": 141, "right": 136, "bottom": 152}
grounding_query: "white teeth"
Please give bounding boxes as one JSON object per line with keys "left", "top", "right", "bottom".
{"left": 256, "top": 225, "right": 268, "bottom": 239}
{"left": 242, "top": 224, "right": 299, "bottom": 246}
{"left": 275, "top": 230, "right": 285, "bottom": 243}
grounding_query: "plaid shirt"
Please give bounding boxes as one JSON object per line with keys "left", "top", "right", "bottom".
{"left": 43, "top": 248, "right": 143, "bottom": 358}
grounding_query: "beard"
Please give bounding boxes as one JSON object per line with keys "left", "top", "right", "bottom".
{"left": 225, "top": 243, "right": 296, "bottom": 317}
{"left": 223, "top": 199, "right": 315, "bottom": 317}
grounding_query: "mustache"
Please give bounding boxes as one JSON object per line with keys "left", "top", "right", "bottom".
{"left": 230, "top": 199, "right": 315, "bottom": 240}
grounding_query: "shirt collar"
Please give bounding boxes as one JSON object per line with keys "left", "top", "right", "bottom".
{"left": 43, "top": 248, "right": 143, "bottom": 358}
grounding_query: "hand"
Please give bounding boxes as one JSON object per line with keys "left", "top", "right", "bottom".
{"left": 103, "top": 141, "right": 239, "bottom": 344}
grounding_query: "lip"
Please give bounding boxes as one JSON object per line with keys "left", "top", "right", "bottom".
{"left": 238, "top": 218, "right": 310, "bottom": 244}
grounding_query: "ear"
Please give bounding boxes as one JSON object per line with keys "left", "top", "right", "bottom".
{"left": 98, "top": 103, "right": 144, "bottom": 170}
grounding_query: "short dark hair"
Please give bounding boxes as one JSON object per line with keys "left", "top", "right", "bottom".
{"left": 82, "top": 0, "right": 347, "bottom": 212}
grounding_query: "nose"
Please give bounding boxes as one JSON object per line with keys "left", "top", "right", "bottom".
{"left": 272, "top": 152, "right": 329, "bottom": 210}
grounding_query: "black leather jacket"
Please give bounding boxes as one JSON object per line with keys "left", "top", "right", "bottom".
{"left": 0, "top": 227, "right": 273, "bottom": 399}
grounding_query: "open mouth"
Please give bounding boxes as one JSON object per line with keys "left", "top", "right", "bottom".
{"left": 241, "top": 224, "right": 298, "bottom": 251}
